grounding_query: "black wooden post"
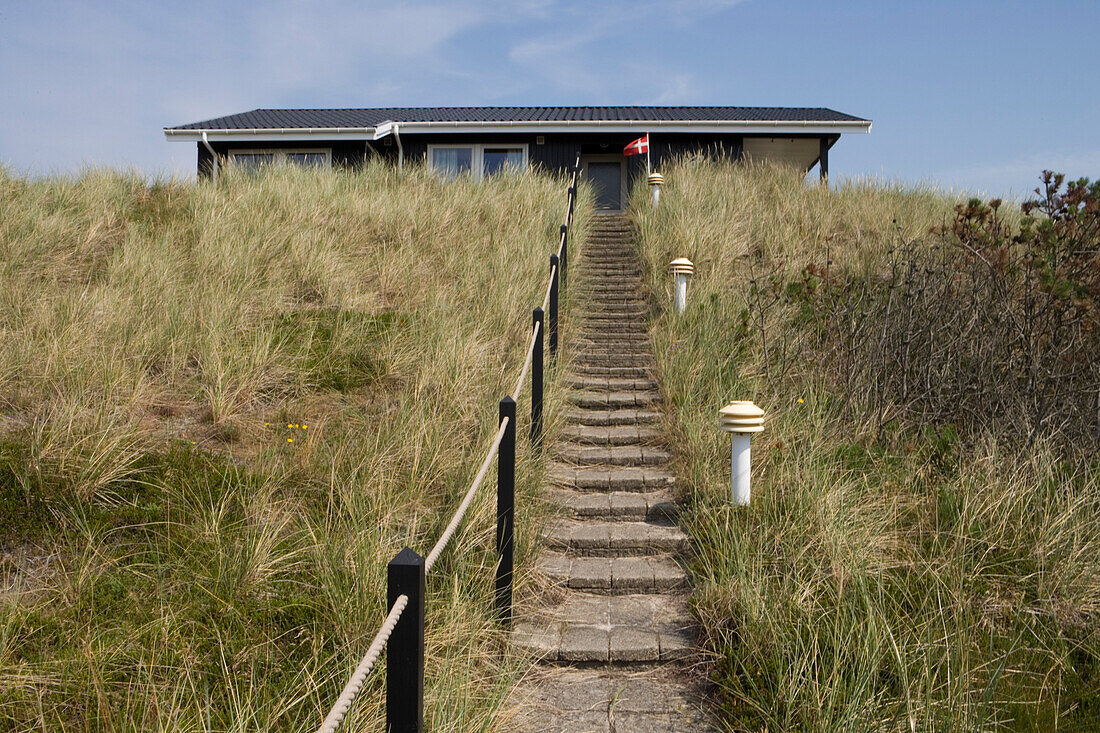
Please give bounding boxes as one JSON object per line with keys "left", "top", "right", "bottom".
{"left": 567, "top": 184, "right": 576, "bottom": 225}
{"left": 548, "top": 254, "right": 559, "bottom": 357}
{"left": 531, "top": 308, "right": 544, "bottom": 446}
{"left": 387, "top": 547, "right": 425, "bottom": 733}
{"left": 819, "top": 137, "right": 829, "bottom": 186}
{"left": 496, "top": 397, "right": 516, "bottom": 623}
{"left": 560, "top": 224, "right": 569, "bottom": 289}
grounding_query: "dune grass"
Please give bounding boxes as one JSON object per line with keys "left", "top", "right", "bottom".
{"left": 0, "top": 161, "right": 586, "bottom": 731}
{"left": 631, "top": 159, "right": 1100, "bottom": 731}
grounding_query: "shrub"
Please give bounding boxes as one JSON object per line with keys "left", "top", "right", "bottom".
{"left": 797, "top": 172, "right": 1100, "bottom": 451}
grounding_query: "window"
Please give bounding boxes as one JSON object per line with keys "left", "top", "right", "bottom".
{"left": 428, "top": 144, "right": 527, "bottom": 181}
{"left": 482, "top": 148, "right": 524, "bottom": 176}
{"left": 285, "top": 152, "right": 328, "bottom": 168}
{"left": 430, "top": 147, "right": 473, "bottom": 179}
{"left": 232, "top": 153, "right": 274, "bottom": 173}
{"left": 228, "top": 148, "right": 331, "bottom": 171}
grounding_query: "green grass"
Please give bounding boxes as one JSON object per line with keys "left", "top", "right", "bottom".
{"left": 631, "top": 159, "right": 1100, "bottom": 731}
{"left": 0, "top": 162, "right": 588, "bottom": 731}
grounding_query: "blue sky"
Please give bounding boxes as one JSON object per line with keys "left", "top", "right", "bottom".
{"left": 2, "top": 0, "right": 1098, "bottom": 198}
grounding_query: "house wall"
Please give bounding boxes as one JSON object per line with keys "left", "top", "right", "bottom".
{"left": 197, "top": 140, "right": 369, "bottom": 178}
{"left": 196, "top": 133, "right": 833, "bottom": 179}
{"left": 742, "top": 137, "right": 821, "bottom": 170}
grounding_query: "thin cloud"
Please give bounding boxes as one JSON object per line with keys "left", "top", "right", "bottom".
{"left": 935, "top": 149, "right": 1100, "bottom": 199}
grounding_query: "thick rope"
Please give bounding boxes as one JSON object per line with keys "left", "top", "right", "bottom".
{"left": 318, "top": 593, "right": 409, "bottom": 733}
{"left": 541, "top": 264, "right": 557, "bottom": 314}
{"left": 423, "top": 417, "right": 509, "bottom": 574}
{"left": 511, "top": 320, "right": 541, "bottom": 402}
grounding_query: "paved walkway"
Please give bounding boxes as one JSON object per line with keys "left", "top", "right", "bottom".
{"left": 509, "top": 212, "right": 712, "bottom": 732}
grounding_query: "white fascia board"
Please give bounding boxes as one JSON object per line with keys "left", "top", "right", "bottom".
{"left": 164, "top": 118, "right": 871, "bottom": 142}
{"left": 164, "top": 127, "right": 378, "bottom": 142}
{"left": 394, "top": 120, "right": 872, "bottom": 135}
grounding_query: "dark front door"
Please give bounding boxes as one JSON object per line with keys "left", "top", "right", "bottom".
{"left": 583, "top": 157, "right": 625, "bottom": 210}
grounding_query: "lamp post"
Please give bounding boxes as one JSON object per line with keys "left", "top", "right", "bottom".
{"left": 647, "top": 172, "right": 664, "bottom": 207}
{"left": 719, "top": 401, "right": 765, "bottom": 506}
{"left": 668, "top": 258, "right": 694, "bottom": 315}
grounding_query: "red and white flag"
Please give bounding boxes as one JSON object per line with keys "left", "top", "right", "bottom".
{"left": 623, "top": 134, "right": 649, "bottom": 156}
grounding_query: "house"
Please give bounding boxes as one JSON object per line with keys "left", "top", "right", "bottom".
{"left": 164, "top": 106, "right": 871, "bottom": 209}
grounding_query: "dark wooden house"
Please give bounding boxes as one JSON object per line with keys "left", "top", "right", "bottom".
{"left": 165, "top": 106, "right": 871, "bottom": 210}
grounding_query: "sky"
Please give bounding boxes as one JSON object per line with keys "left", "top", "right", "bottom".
{"left": 1, "top": 0, "right": 1098, "bottom": 199}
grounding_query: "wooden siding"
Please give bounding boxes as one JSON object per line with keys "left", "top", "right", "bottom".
{"left": 196, "top": 132, "right": 835, "bottom": 179}
{"left": 196, "top": 140, "right": 367, "bottom": 178}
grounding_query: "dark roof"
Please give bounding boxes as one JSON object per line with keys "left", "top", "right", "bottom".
{"left": 168, "top": 106, "right": 869, "bottom": 130}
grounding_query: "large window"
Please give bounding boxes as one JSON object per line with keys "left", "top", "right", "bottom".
{"left": 228, "top": 148, "right": 331, "bottom": 171}
{"left": 428, "top": 144, "right": 527, "bottom": 181}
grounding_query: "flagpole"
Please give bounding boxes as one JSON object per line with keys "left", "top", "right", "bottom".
{"left": 646, "top": 131, "right": 651, "bottom": 176}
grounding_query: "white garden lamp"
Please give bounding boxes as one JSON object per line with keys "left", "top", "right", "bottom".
{"left": 668, "top": 257, "right": 694, "bottom": 315}
{"left": 648, "top": 172, "right": 664, "bottom": 207}
{"left": 719, "top": 401, "right": 765, "bottom": 506}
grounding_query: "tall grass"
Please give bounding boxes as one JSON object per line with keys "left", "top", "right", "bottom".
{"left": 632, "top": 159, "right": 1100, "bottom": 731}
{"left": 0, "top": 162, "right": 587, "bottom": 730}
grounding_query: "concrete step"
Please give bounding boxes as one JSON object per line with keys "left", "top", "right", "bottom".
{"left": 578, "top": 323, "right": 649, "bottom": 335}
{"left": 572, "top": 325, "right": 646, "bottom": 338}
{"left": 547, "top": 488, "right": 677, "bottom": 521}
{"left": 581, "top": 317, "right": 647, "bottom": 327}
{"left": 567, "top": 368, "right": 655, "bottom": 381}
{"left": 577, "top": 292, "right": 645, "bottom": 302}
{"left": 513, "top": 593, "right": 694, "bottom": 663}
{"left": 544, "top": 519, "right": 689, "bottom": 556}
{"left": 579, "top": 280, "right": 643, "bottom": 288}
{"left": 565, "top": 407, "right": 661, "bottom": 425}
{"left": 571, "top": 357, "right": 655, "bottom": 369}
{"left": 550, "top": 464, "right": 676, "bottom": 492}
{"left": 584, "top": 266, "right": 642, "bottom": 275}
{"left": 575, "top": 343, "right": 651, "bottom": 355}
{"left": 538, "top": 552, "right": 688, "bottom": 594}
{"left": 557, "top": 445, "right": 672, "bottom": 466}
{"left": 584, "top": 258, "right": 635, "bottom": 266}
{"left": 581, "top": 280, "right": 642, "bottom": 288}
{"left": 586, "top": 304, "right": 647, "bottom": 314}
{"left": 578, "top": 325, "right": 648, "bottom": 335}
{"left": 561, "top": 424, "right": 662, "bottom": 445}
{"left": 580, "top": 314, "right": 646, "bottom": 325}
{"left": 577, "top": 289, "right": 644, "bottom": 298}
{"left": 576, "top": 334, "right": 650, "bottom": 345}
{"left": 572, "top": 352, "right": 652, "bottom": 365}
{"left": 584, "top": 258, "right": 637, "bottom": 265}
{"left": 570, "top": 390, "right": 660, "bottom": 409}
{"left": 564, "top": 376, "right": 657, "bottom": 391}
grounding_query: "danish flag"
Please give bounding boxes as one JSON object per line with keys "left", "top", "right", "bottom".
{"left": 623, "top": 134, "right": 649, "bottom": 156}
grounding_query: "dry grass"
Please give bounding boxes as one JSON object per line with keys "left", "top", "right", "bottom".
{"left": 632, "top": 159, "right": 1100, "bottom": 731}
{"left": 0, "top": 161, "right": 587, "bottom": 731}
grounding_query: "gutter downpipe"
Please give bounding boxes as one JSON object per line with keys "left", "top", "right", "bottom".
{"left": 201, "top": 132, "right": 218, "bottom": 182}
{"left": 393, "top": 123, "right": 403, "bottom": 172}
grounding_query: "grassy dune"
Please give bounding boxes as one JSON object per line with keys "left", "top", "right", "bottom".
{"left": 632, "top": 160, "right": 1100, "bottom": 731}
{"left": 0, "top": 163, "right": 585, "bottom": 731}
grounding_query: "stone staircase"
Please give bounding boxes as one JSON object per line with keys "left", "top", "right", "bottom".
{"left": 510, "top": 212, "right": 711, "bottom": 732}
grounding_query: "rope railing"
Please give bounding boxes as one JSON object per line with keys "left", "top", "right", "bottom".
{"left": 424, "top": 417, "right": 510, "bottom": 574}
{"left": 318, "top": 155, "right": 581, "bottom": 732}
{"left": 541, "top": 264, "right": 557, "bottom": 314}
{"left": 318, "top": 594, "right": 409, "bottom": 733}
{"left": 511, "top": 320, "right": 541, "bottom": 402}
